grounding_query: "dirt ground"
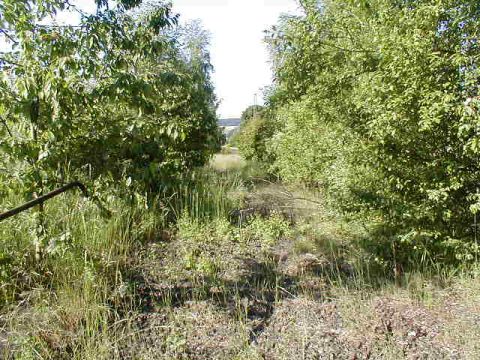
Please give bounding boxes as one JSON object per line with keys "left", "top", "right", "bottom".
{"left": 117, "top": 171, "right": 480, "bottom": 360}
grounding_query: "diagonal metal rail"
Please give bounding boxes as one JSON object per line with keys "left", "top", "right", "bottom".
{"left": 0, "top": 182, "right": 88, "bottom": 222}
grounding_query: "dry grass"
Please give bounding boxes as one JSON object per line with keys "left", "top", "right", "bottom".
{"left": 120, "top": 175, "right": 480, "bottom": 359}
{"left": 121, "top": 301, "right": 248, "bottom": 359}
{"left": 210, "top": 153, "right": 246, "bottom": 172}
{"left": 2, "top": 160, "right": 480, "bottom": 359}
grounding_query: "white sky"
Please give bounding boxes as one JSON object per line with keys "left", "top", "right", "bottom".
{"left": 1, "top": 0, "right": 301, "bottom": 118}
{"left": 172, "top": 0, "right": 300, "bottom": 118}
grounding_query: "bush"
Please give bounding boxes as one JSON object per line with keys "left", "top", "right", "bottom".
{"left": 0, "top": 2, "right": 221, "bottom": 197}
{"left": 260, "top": 0, "right": 480, "bottom": 264}
{"left": 234, "top": 115, "right": 276, "bottom": 163}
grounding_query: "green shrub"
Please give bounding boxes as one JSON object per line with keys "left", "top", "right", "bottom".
{"left": 243, "top": 212, "right": 293, "bottom": 249}
{"left": 233, "top": 104, "right": 276, "bottom": 163}
{"left": 261, "top": 0, "right": 480, "bottom": 265}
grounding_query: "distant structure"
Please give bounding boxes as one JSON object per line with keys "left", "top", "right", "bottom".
{"left": 218, "top": 118, "right": 241, "bottom": 139}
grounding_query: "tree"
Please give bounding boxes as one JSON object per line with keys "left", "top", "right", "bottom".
{"left": 0, "top": 0, "right": 221, "bottom": 258}
{"left": 262, "top": 0, "right": 480, "bottom": 264}
{"left": 241, "top": 105, "right": 264, "bottom": 123}
{"left": 234, "top": 104, "right": 274, "bottom": 162}
{"left": 0, "top": 0, "right": 220, "bottom": 194}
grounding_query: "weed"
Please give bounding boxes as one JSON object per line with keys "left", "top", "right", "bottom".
{"left": 2, "top": 161, "right": 480, "bottom": 359}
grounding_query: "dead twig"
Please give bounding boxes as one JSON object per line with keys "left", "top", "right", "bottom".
{"left": 0, "top": 117, "right": 13, "bottom": 137}
{"left": 0, "top": 29, "right": 18, "bottom": 45}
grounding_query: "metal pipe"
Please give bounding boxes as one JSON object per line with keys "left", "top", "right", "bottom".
{"left": 0, "top": 182, "right": 88, "bottom": 222}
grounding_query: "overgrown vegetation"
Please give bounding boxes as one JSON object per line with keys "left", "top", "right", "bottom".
{"left": 0, "top": 192, "right": 164, "bottom": 357}
{"left": 0, "top": 0, "right": 220, "bottom": 281}
{"left": 0, "top": 0, "right": 221, "bottom": 357}
{"left": 235, "top": 0, "right": 480, "bottom": 267}
{"left": 2, "top": 0, "right": 480, "bottom": 358}
{"left": 230, "top": 105, "right": 274, "bottom": 164}
{"left": 0, "top": 0, "right": 221, "bottom": 197}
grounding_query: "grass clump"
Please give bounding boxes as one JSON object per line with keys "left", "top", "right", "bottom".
{"left": 0, "top": 191, "right": 164, "bottom": 359}
{"left": 2, "top": 155, "right": 480, "bottom": 359}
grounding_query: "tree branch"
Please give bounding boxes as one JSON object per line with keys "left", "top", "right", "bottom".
{"left": 0, "top": 29, "right": 18, "bottom": 44}
{"left": 0, "top": 56, "right": 21, "bottom": 67}
{"left": 65, "top": 0, "right": 90, "bottom": 17}
{"left": 0, "top": 117, "right": 13, "bottom": 137}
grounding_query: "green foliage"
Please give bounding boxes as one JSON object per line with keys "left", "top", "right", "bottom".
{"left": 244, "top": 212, "right": 293, "bottom": 248}
{"left": 259, "top": 0, "right": 480, "bottom": 264}
{"left": 241, "top": 104, "right": 264, "bottom": 123}
{"left": 175, "top": 210, "right": 292, "bottom": 280}
{"left": 233, "top": 104, "right": 275, "bottom": 163}
{"left": 0, "top": 190, "right": 163, "bottom": 357}
{"left": 0, "top": 4, "right": 222, "bottom": 354}
{"left": 0, "top": 0, "right": 221, "bottom": 197}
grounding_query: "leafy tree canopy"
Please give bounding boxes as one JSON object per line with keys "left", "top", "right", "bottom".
{"left": 0, "top": 0, "right": 221, "bottom": 197}
{"left": 249, "top": 0, "right": 480, "bottom": 264}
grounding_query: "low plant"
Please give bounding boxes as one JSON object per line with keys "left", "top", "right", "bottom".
{"left": 0, "top": 190, "right": 164, "bottom": 358}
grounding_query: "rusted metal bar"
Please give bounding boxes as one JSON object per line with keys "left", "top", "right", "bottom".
{"left": 0, "top": 181, "right": 88, "bottom": 222}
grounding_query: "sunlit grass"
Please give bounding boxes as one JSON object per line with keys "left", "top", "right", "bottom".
{"left": 210, "top": 153, "right": 246, "bottom": 172}
{"left": 1, "top": 160, "right": 480, "bottom": 358}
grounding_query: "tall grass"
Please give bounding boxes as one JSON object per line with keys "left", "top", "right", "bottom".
{"left": 166, "top": 167, "right": 247, "bottom": 221}
{"left": 0, "top": 159, "right": 253, "bottom": 358}
{"left": 0, "top": 190, "right": 163, "bottom": 358}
